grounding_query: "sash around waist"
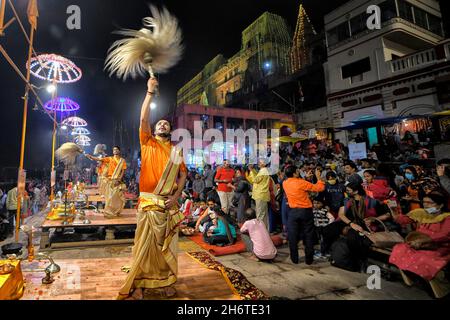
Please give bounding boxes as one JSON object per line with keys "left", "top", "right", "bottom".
{"left": 139, "top": 192, "right": 169, "bottom": 212}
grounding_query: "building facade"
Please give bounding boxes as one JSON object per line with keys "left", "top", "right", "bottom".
{"left": 323, "top": 0, "right": 449, "bottom": 143}
{"left": 170, "top": 104, "right": 295, "bottom": 167}
{"left": 177, "top": 12, "right": 292, "bottom": 108}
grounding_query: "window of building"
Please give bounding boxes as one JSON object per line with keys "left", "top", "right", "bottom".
{"left": 327, "top": 22, "right": 350, "bottom": 47}
{"left": 398, "top": 0, "right": 414, "bottom": 23}
{"left": 428, "top": 14, "right": 443, "bottom": 36}
{"left": 350, "top": 74, "right": 364, "bottom": 84}
{"left": 379, "top": 0, "right": 397, "bottom": 22}
{"left": 413, "top": 6, "right": 428, "bottom": 29}
{"left": 350, "top": 13, "right": 367, "bottom": 37}
{"left": 342, "top": 57, "right": 371, "bottom": 80}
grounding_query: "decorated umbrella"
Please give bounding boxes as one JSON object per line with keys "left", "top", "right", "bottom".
{"left": 71, "top": 127, "right": 91, "bottom": 136}
{"left": 44, "top": 97, "right": 80, "bottom": 123}
{"left": 63, "top": 116, "right": 88, "bottom": 127}
{"left": 75, "top": 135, "right": 91, "bottom": 144}
{"left": 44, "top": 97, "right": 80, "bottom": 112}
{"left": 30, "top": 54, "right": 82, "bottom": 83}
{"left": 30, "top": 54, "right": 82, "bottom": 200}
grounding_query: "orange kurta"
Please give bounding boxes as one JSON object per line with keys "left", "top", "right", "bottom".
{"left": 97, "top": 161, "right": 107, "bottom": 175}
{"left": 140, "top": 128, "right": 187, "bottom": 194}
{"left": 102, "top": 156, "right": 127, "bottom": 178}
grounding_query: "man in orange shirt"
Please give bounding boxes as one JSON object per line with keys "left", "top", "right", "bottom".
{"left": 87, "top": 146, "right": 127, "bottom": 218}
{"left": 214, "top": 159, "right": 235, "bottom": 214}
{"left": 117, "top": 77, "right": 187, "bottom": 300}
{"left": 283, "top": 165, "right": 325, "bottom": 265}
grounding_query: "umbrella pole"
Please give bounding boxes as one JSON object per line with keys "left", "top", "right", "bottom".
{"left": 50, "top": 104, "right": 57, "bottom": 201}
{"left": 15, "top": 25, "right": 35, "bottom": 242}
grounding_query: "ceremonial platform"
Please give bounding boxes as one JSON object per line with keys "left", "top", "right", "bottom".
{"left": 20, "top": 253, "right": 240, "bottom": 300}
{"left": 40, "top": 209, "right": 137, "bottom": 250}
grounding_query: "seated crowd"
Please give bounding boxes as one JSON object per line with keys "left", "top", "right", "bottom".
{"left": 175, "top": 148, "right": 450, "bottom": 298}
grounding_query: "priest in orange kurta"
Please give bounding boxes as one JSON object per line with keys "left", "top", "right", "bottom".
{"left": 87, "top": 147, "right": 127, "bottom": 218}
{"left": 117, "top": 77, "right": 187, "bottom": 300}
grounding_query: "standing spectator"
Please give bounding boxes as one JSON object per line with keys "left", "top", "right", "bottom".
{"left": 32, "top": 184, "right": 41, "bottom": 215}
{"left": 313, "top": 196, "right": 335, "bottom": 258}
{"left": 0, "top": 187, "right": 8, "bottom": 240}
{"left": 229, "top": 170, "right": 251, "bottom": 224}
{"left": 283, "top": 166, "right": 325, "bottom": 265}
{"left": 278, "top": 168, "right": 289, "bottom": 239}
{"left": 203, "top": 164, "right": 215, "bottom": 196}
{"left": 252, "top": 159, "right": 271, "bottom": 230}
{"left": 214, "top": 159, "right": 235, "bottom": 214}
{"left": 6, "top": 186, "right": 18, "bottom": 238}
{"left": 192, "top": 174, "right": 206, "bottom": 201}
{"left": 245, "top": 164, "right": 258, "bottom": 185}
{"left": 241, "top": 208, "right": 277, "bottom": 261}
{"left": 344, "top": 161, "right": 363, "bottom": 186}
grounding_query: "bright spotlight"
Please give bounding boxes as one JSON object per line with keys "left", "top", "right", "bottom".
{"left": 47, "top": 84, "right": 57, "bottom": 94}
{"left": 150, "top": 102, "right": 157, "bottom": 110}
{"left": 61, "top": 125, "right": 68, "bottom": 130}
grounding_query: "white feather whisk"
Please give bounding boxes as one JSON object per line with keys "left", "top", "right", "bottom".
{"left": 56, "top": 143, "right": 85, "bottom": 166}
{"left": 104, "top": 5, "right": 183, "bottom": 80}
{"left": 94, "top": 144, "right": 107, "bottom": 156}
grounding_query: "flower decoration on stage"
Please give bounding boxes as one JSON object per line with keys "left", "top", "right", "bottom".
{"left": 105, "top": 5, "right": 183, "bottom": 80}
{"left": 44, "top": 97, "right": 80, "bottom": 113}
{"left": 75, "top": 135, "right": 91, "bottom": 144}
{"left": 29, "top": 54, "right": 82, "bottom": 83}
{"left": 62, "top": 116, "right": 88, "bottom": 127}
{"left": 71, "top": 127, "right": 91, "bottom": 136}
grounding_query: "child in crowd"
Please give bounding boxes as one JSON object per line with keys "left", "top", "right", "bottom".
{"left": 240, "top": 208, "right": 277, "bottom": 262}
{"left": 313, "top": 196, "right": 335, "bottom": 258}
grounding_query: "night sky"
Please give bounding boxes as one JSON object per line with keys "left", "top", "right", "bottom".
{"left": 0, "top": 0, "right": 448, "bottom": 171}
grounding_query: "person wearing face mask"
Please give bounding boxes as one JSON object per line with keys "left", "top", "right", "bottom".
{"left": 322, "top": 172, "right": 345, "bottom": 218}
{"left": 400, "top": 166, "right": 423, "bottom": 212}
{"left": 390, "top": 192, "right": 450, "bottom": 298}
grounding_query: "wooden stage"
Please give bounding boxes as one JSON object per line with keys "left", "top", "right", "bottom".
{"left": 20, "top": 253, "right": 239, "bottom": 300}
{"left": 40, "top": 209, "right": 137, "bottom": 250}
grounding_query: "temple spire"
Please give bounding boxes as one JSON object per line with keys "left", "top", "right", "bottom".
{"left": 290, "top": 2, "right": 317, "bottom": 74}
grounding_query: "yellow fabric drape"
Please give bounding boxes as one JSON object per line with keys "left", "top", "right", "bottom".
{"left": 0, "top": 260, "right": 24, "bottom": 300}
{"left": 103, "top": 179, "right": 126, "bottom": 218}
{"left": 117, "top": 146, "right": 185, "bottom": 299}
{"left": 407, "top": 209, "right": 450, "bottom": 224}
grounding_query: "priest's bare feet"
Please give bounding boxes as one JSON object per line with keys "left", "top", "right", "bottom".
{"left": 125, "top": 288, "right": 143, "bottom": 300}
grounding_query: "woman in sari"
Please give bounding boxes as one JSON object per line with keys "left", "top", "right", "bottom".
{"left": 390, "top": 192, "right": 450, "bottom": 298}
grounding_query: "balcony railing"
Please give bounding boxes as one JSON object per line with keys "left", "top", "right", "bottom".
{"left": 390, "top": 48, "right": 437, "bottom": 73}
